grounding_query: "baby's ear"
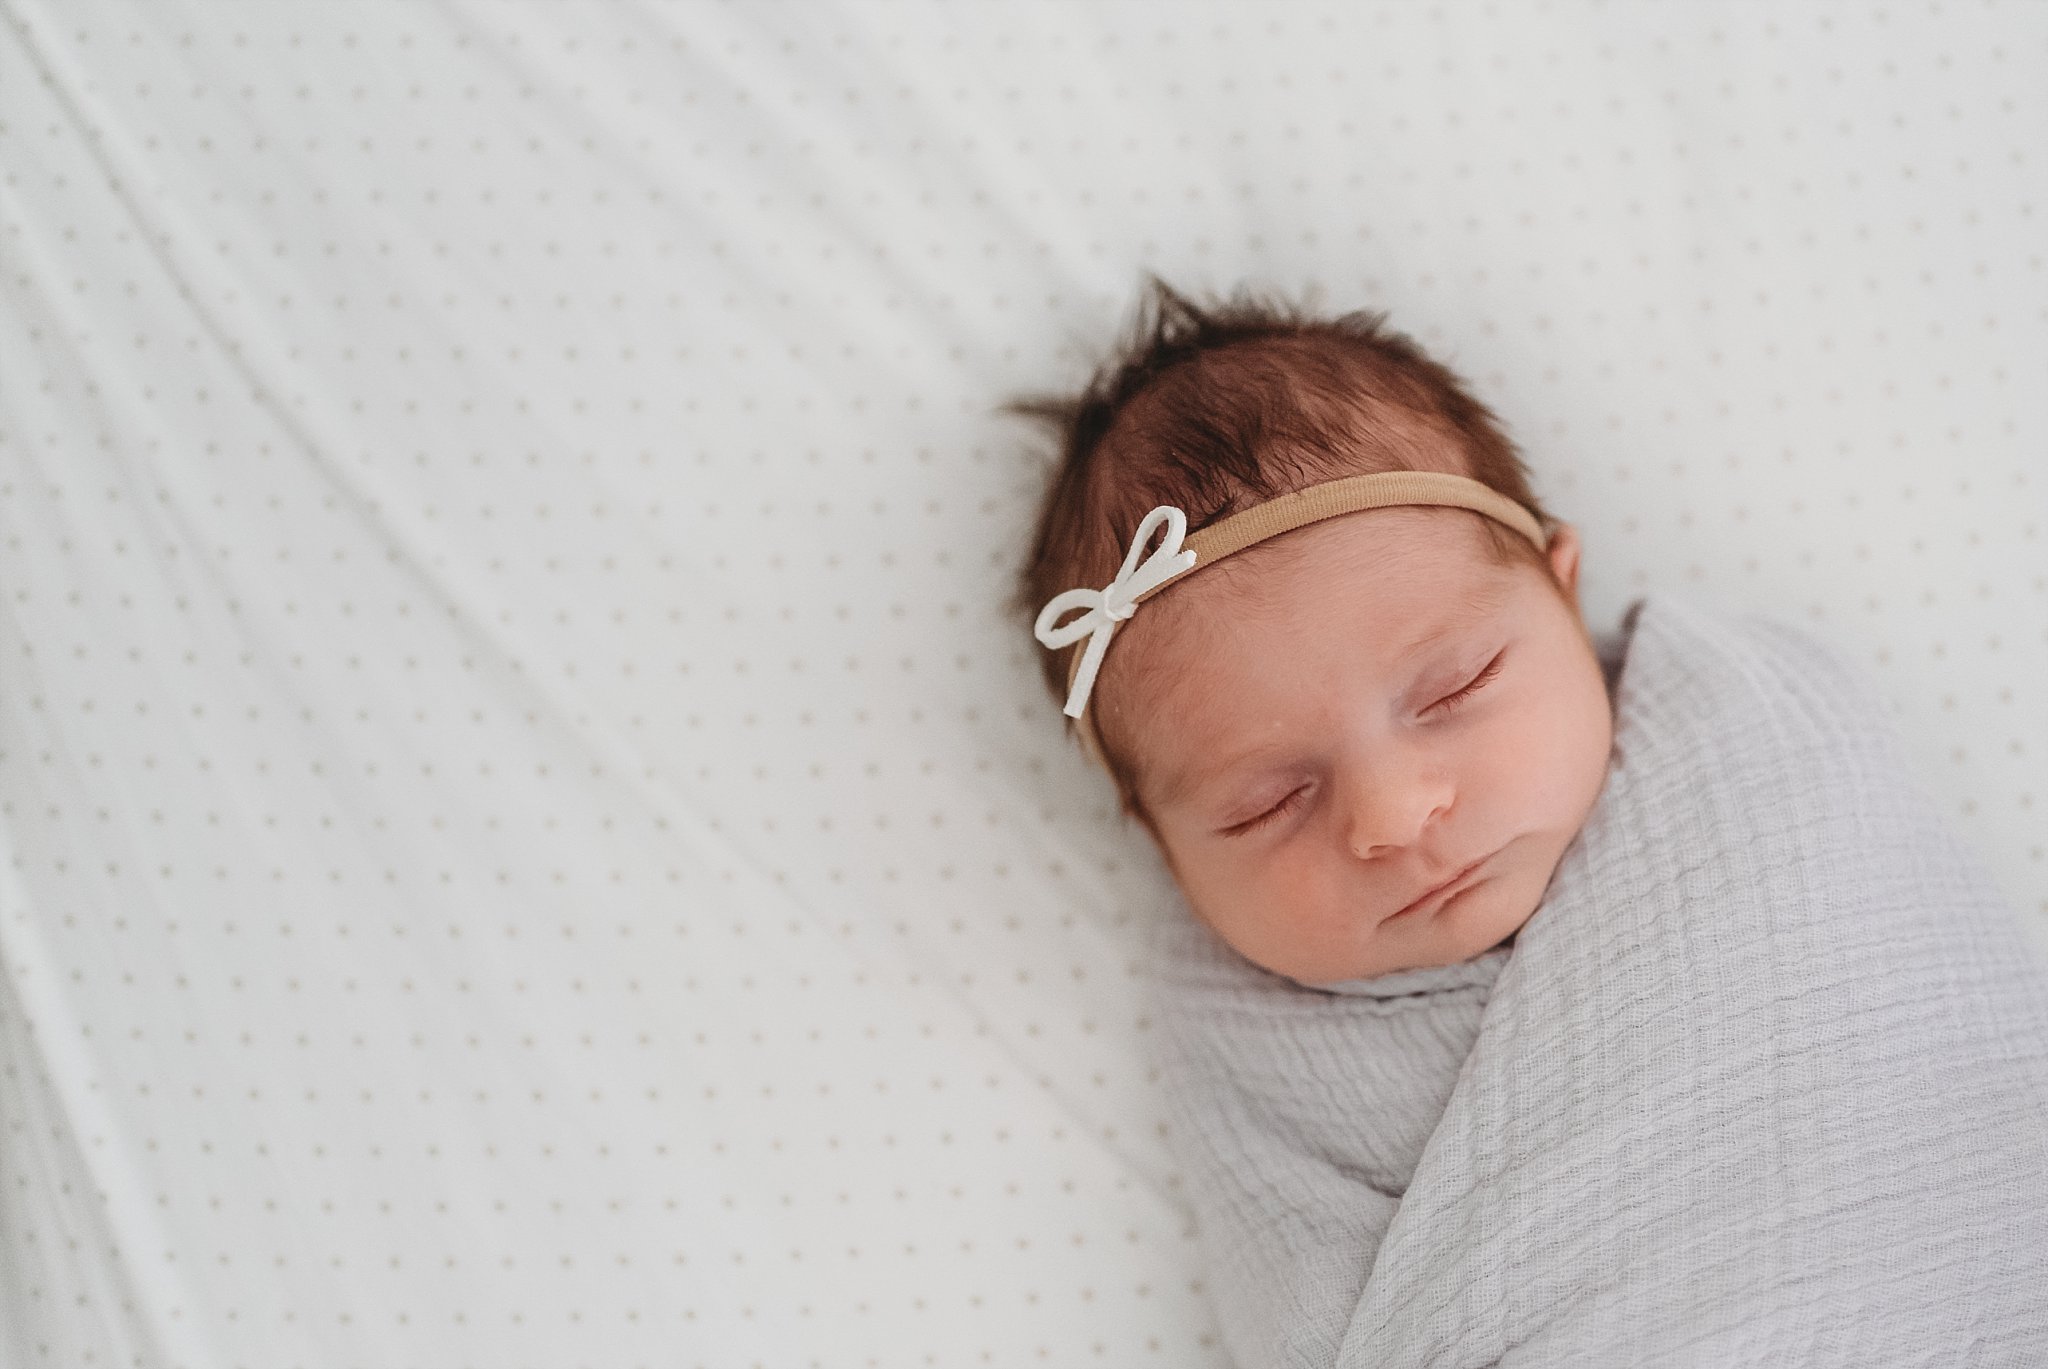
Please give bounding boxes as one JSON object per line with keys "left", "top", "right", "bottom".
{"left": 1544, "top": 521, "right": 1584, "bottom": 604}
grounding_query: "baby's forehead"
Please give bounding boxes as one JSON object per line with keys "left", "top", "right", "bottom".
{"left": 1102, "top": 513, "right": 1522, "bottom": 749}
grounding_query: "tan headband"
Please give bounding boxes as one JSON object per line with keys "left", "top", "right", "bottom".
{"left": 1031, "top": 470, "right": 1552, "bottom": 773}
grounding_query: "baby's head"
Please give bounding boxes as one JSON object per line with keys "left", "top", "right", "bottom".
{"left": 1014, "top": 282, "right": 1615, "bottom": 987}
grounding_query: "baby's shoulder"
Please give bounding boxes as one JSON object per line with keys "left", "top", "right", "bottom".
{"left": 1628, "top": 594, "right": 1892, "bottom": 710}
{"left": 1618, "top": 594, "right": 1914, "bottom": 782}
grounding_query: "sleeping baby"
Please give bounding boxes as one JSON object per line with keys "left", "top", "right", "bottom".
{"left": 1011, "top": 280, "right": 2048, "bottom": 1367}
{"left": 1013, "top": 279, "right": 1612, "bottom": 989}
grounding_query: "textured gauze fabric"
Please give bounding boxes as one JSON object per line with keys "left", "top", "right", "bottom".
{"left": 1140, "top": 592, "right": 2048, "bottom": 1369}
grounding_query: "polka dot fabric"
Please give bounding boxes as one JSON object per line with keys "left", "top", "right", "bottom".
{"left": 2, "top": 2, "right": 2043, "bottom": 1365}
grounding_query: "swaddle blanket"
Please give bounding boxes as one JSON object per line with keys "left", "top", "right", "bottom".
{"left": 1141, "top": 593, "right": 2048, "bottom": 1368}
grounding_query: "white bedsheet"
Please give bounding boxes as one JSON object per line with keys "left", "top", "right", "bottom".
{"left": 2, "top": 2, "right": 2043, "bottom": 1365}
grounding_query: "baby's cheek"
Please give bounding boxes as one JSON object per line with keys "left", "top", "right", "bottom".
{"left": 1509, "top": 680, "right": 1596, "bottom": 783}
{"left": 1558, "top": 661, "right": 1619, "bottom": 801}
{"left": 1254, "top": 844, "right": 1359, "bottom": 950}
{"left": 1178, "top": 844, "right": 1308, "bottom": 957}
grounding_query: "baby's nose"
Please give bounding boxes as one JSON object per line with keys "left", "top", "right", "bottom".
{"left": 1342, "top": 757, "right": 1455, "bottom": 862}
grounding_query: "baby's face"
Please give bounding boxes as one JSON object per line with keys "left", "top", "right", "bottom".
{"left": 1101, "top": 507, "right": 1613, "bottom": 987}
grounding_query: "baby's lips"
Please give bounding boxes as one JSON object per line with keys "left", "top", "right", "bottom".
{"left": 1386, "top": 850, "right": 1492, "bottom": 920}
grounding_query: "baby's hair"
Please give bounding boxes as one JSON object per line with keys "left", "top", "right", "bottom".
{"left": 1009, "top": 277, "right": 1558, "bottom": 820}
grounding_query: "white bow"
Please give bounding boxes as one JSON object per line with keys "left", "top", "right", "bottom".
{"left": 1033, "top": 505, "right": 1200, "bottom": 719}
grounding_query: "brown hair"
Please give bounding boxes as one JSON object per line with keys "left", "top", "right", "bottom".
{"left": 1009, "top": 278, "right": 1558, "bottom": 822}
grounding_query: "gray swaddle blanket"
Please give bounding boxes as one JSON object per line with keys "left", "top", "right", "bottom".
{"left": 1141, "top": 593, "right": 2048, "bottom": 1368}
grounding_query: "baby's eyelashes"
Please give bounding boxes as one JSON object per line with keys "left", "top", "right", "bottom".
{"left": 1430, "top": 649, "right": 1508, "bottom": 718}
{"left": 1221, "top": 782, "right": 1313, "bottom": 837}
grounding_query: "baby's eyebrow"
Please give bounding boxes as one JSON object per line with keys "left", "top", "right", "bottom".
{"left": 1393, "top": 578, "right": 1510, "bottom": 666}
{"left": 1151, "top": 580, "right": 1510, "bottom": 813}
{"left": 1151, "top": 743, "right": 1286, "bottom": 815}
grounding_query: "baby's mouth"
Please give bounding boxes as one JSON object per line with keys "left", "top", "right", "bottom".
{"left": 1386, "top": 851, "right": 1492, "bottom": 921}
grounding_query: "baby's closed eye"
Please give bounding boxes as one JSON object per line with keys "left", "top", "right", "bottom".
{"left": 1223, "top": 785, "right": 1312, "bottom": 837}
{"left": 1432, "top": 649, "right": 1507, "bottom": 717}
